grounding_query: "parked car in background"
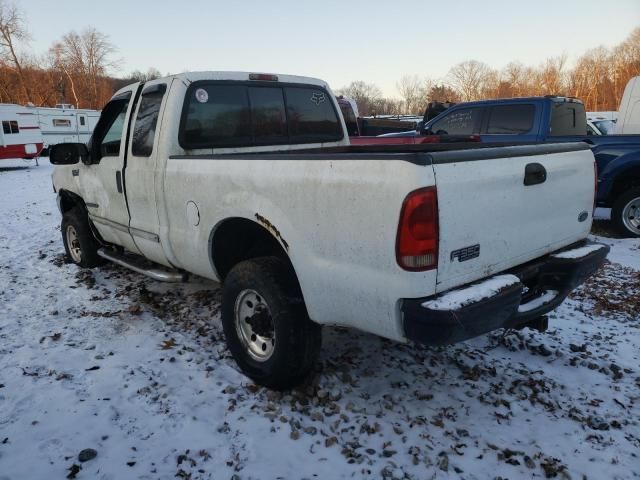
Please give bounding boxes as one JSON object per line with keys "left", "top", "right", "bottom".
{"left": 417, "top": 96, "right": 640, "bottom": 237}
{"left": 587, "top": 112, "right": 617, "bottom": 135}
{"left": 336, "top": 96, "right": 478, "bottom": 146}
{"left": 588, "top": 118, "right": 617, "bottom": 135}
{"left": 615, "top": 76, "right": 640, "bottom": 134}
{"left": 50, "top": 71, "right": 607, "bottom": 388}
{"left": 0, "top": 104, "right": 44, "bottom": 161}
{"left": 336, "top": 96, "right": 420, "bottom": 136}
{"left": 26, "top": 104, "right": 100, "bottom": 155}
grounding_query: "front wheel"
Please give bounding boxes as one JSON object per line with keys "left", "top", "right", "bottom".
{"left": 221, "top": 256, "right": 321, "bottom": 390}
{"left": 611, "top": 187, "right": 640, "bottom": 237}
{"left": 61, "top": 208, "right": 104, "bottom": 267}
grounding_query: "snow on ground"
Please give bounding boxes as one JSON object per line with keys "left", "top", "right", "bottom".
{"left": 0, "top": 160, "right": 639, "bottom": 480}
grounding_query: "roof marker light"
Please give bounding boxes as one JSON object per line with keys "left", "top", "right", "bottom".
{"left": 249, "top": 73, "right": 279, "bottom": 81}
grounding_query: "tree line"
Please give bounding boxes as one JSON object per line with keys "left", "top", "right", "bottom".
{"left": 1, "top": 0, "right": 639, "bottom": 115}
{"left": 0, "top": 1, "right": 160, "bottom": 109}
{"left": 339, "top": 28, "right": 640, "bottom": 116}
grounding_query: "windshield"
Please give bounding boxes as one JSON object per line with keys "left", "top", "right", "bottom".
{"left": 592, "top": 119, "right": 616, "bottom": 135}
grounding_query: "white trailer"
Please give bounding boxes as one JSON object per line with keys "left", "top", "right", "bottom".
{"left": 26, "top": 104, "right": 100, "bottom": 154}
{"left": 0, "top": 104, "right": 44, "bottom": 161}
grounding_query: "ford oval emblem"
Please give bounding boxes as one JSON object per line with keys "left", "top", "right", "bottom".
{"left": 578, "top": 211, "right": 589, "bottom": 222}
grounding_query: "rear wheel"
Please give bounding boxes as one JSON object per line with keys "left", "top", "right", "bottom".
{"left": 221, "top": 256, "right": 321, "bottom": 390}
{"left": 61, "top": 208, "right": 104, "bottom": 267}
{"left": 611, "top": 187, "right": 640, "bottom": 237}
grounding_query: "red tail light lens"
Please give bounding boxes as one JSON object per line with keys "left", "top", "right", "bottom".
{"left": 396, "top": 187, "right": 439, "bottom": 271}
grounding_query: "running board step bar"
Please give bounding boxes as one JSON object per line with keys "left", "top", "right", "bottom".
{"left": 97, "top": 248, "right": 188, "bottom": 283}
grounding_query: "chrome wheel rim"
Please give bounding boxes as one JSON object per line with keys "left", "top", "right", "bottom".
{"left": 622, "top": 197, "right": 640, "bottom": 235}
{"left": 66, "top": 225, "right": 82, "bottom": 263}
{"left": 234, "top": 289, "right": 275, "bottom": 362}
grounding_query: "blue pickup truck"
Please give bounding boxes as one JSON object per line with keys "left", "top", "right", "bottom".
{"left": 406, "top": 96, "right": 640, "bottom": 237}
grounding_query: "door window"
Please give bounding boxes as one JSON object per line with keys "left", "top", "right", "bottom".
{"left": 486, "top": 105, "right": 535, "bottom": 134}
{"left": 430, "top": 108, "right": 482, "bottom": 135}
{"left": 91, "top": 98, "right": 130, "bottom": 159}
{"left": 132, "top": 88, "right": 166, "bottom": 156}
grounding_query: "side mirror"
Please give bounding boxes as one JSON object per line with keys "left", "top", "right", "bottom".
{"left": 49, "top": 143, "right": 89, "bottom": 165}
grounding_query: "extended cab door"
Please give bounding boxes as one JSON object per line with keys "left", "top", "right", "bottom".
{"left": 124, "top": 80, "right": 170, "bottom": 266}
{"left": 82, "top": 85, "right": 141, "bottom": 253}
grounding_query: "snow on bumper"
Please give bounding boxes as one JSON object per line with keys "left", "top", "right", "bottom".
{"left": 402, "top": 241, "right": 609, "bottom": 346}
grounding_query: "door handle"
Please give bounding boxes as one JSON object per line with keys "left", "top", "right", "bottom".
{"left": 524, "top": 163, "right": 547, "bottom": 186}
{"left": 115, "top": 171, "right": 123, "bottom": 193}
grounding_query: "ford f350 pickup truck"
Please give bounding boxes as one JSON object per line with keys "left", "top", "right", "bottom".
{"left": 50, "top": 71, "right": 608, "bottom": 389}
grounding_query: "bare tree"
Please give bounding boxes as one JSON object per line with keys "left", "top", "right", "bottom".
{"left": 129, "top": 67, "right": 162, "bottom": 82}
{"left": 337, "top": 80, "right": 383, "bottom": 116}
{"left": 0, "top": 0, "right": 31, "bottom": 102}
{"left": 396, "top": 75, "right": 431, "bottom": 114}
{"left": 537, "top": 54, "right": 568, "bottom": 96}
{"left": 447, "top": 60, "right": 492, "bottom": 101}
{"left": 50, "top": 28, "right": 116, "bottom": 108}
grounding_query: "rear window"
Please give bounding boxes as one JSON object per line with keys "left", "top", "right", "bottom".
{"left": 248, "top": 87, "right": 288, "bottom": 145}
{"left": 487, "top": 104, "right": 535, "bottom": 134}
{"left": 179, "top": 82, "right": 343, "bottom": 149}
{"left": 430, "top": 107, "right": 482, "bottom": 135}
{"left": 550, "top": 102, "right": 587, "bottom": 136}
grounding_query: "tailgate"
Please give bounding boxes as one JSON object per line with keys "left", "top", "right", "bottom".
{"left": 432, "top": 143, "right": 595, "bottom": 292}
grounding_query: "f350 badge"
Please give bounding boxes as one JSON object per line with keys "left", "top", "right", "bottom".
{"left": 451, "top": 244, "right": 480, "bottom": 262}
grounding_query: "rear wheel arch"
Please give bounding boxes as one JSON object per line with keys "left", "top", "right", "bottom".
{"left": 209, "top": 217, "right": 301, "bottom": 290}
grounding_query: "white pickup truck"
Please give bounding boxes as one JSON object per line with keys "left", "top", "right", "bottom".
{"left": 51, "top": 71, "right": 608, "bottom": 389}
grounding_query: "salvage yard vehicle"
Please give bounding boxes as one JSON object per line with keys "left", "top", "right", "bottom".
{"left": 26, "top": 104, "right": 100, "bottom": 156}
{"left": 51, "top": 71, "right": 608, "bottom": 389}
{"left": 616, "top": 76, "right": 639, "bottom": 135}
{"left": 0, "top": 104, "right": 44, "bottom": 160}
{"left": 405, "top": 96, "right": 640, "bottom": 237}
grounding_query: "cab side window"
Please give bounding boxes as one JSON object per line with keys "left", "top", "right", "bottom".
{"left": 430, "top": 107, "right": 482, "bottom": 135}
{"left": 91, "top": 96, "right": 130, "bottom": 159}
{"left": 486, "top": 105, "right": 535, "bottom": 134}
{"left": 132, "top": 85, "right": 166, "bottom": 157}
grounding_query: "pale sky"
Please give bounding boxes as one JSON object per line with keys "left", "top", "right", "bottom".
{"left": 18, "top": 0, "right": 640, "bottom": 97}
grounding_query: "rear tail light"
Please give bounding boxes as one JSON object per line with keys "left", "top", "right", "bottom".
{"left": 396, "top": 187, "right": 439, "bottom": 271}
